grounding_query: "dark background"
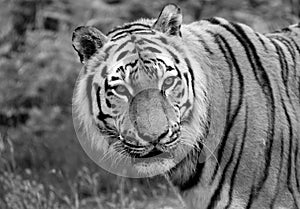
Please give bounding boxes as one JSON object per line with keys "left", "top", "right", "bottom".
{"left": 0, "top": 0, "right": 299, "bottom": 208}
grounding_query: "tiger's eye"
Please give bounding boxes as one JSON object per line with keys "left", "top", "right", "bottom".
{"left": 115, "top": 85, "right": 126, "bottom": 94}
{"left": 163, "top": 77, "right": 175, "bottom": 89}
{"left": 164, "top": 77, "right": 174, "bottom": 85}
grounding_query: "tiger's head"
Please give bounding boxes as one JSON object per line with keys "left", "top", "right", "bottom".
{"left": 72, "top": 4, "right": 208, "bottom": 177}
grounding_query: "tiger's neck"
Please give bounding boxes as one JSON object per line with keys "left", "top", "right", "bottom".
{"left": 168, "top": 49, "right": 228, "bottom": 192}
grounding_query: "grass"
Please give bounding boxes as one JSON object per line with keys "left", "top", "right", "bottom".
{"left": 0, "top": 130, "right": 183, "bottom": 209}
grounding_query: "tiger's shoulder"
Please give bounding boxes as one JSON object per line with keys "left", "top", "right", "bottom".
{"left": 176, "top": 17, "right": 300, "bottom": 70}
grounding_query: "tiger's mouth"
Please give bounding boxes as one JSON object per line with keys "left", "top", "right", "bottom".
{"left": 130, "top": 148, "right": 173, "bottom": 164}
{"left": 119, "top": 130, "right": 180, "bottom": 153}
{"left": 120, "top": 135, "right": 180, "bottom": 166}
{"left": 132, "top": 147, "right": 164, "bottom": 158}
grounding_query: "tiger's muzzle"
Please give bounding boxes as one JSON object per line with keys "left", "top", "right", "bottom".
{"left": 120, "top": 88, "right": 180, "bottom": 157}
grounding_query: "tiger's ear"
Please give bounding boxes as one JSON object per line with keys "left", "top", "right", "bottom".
{"left": 72, "top": 26, "right": 107, "bottom": 63}
{"left": 153, "top": 4, "right": 182, "bottom": 36}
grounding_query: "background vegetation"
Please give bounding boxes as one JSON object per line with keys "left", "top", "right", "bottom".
{"left": 0, "top": 0, "right": 298, "bottom": 208}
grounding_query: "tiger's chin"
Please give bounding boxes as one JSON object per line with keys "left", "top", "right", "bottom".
{"left": 133, "top": 158, "right": 176, "bottom": 176}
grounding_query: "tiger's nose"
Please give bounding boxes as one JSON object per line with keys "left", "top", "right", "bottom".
{"left": 138, "top": 129, "right": 169, "bottom": 144}
{"left": 129, "top": 89, "right": 169, "bottom": 141}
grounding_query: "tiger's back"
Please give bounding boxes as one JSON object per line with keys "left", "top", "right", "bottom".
{"left": 175, "top": 17, "right": 300, "bottom": 209}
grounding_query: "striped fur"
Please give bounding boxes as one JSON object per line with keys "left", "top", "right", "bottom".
{"left": 72, "top": 4, "right": 300, "bottom": 209}
{"left": 170, "top": 17, "right": 300, "bottom": 209}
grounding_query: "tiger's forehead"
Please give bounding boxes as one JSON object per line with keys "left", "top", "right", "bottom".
{"left": 88, "top": 24, "right": 178, "bottom": 81}
{"left": 107, "top": 53, "right": 174, "bottom": 84}
{"left": 110, "top": 53, "right": 174, "bottom": 71}
{"left": 106, "top": 22, "right": 155, "bottom": 40}
{"left": 104, "top": 34, "right": 169, "bottom": 63}
{"left": 99, "top": 32, "right": 175, "bottom": 75}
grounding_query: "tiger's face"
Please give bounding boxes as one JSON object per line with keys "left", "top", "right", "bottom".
{"left": 95, "top": 51, "right": 190, "bottom": 175}
{"left": 72, "top": 4, "right": 208, "bottom": 176}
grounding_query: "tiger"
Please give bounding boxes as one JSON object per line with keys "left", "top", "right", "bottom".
{"left": 72, "top": 4, "right": 300, "bottom": 209}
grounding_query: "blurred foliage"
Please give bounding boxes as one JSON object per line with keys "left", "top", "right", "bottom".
{"left": 0, "top": 0, "right": 298, "bottom": 208}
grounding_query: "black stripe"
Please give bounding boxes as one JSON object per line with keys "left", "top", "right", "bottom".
{"left": 156, "top": 58, "right": 168, "bottom": 67}
{"left": 101, "top": 66, "right": 107, "bottom": 78}
{"left": 104, "top": 78, "right": 110, "bottom": 92}
{"left": 116, "top": 50, "right": 129, "bottom": 61}
{"left": 156, "top": 36, "right": 168, "bottom": 45}
{"left": 111, "top": 34, "right": 128, "bottom": 41}
{"left": 125, "top": 59, "right": 138, "bottom": 69}
{"left": 231, "top": 22, "right": 276, "bottom": 201}
{"left": 299, "top": 79, "right": 300, "bottom": 102}
{"left": 110, "top": 76, "right": 120, "bottom": 81}
{"left": 111, "top": 28, "right": 152, "bottom": 40}
{"left": 280, "top": 37, "right": 295, "bottom": 62}
{"left": 86, "top": 75, "right": 94, "bottom": 115}
{"left": 255, "top": 32, "right": 268, "bottom": 51}
{"left": 95, "top": 85, "right": 113, "bottom": 128}
{"left": 206, "top": 135, "right": 240, "bottom": 209}
{"left": 206, "top": 31, "right": 244, "bottom": 182}
{"left": 171, "top": 110, "right": 211, "bottom": 191}
{"left": 290, "top": 38, "right": 300, "bottom": 56}
{"left": 184, "top": 58, "right": 195, "bottom": 97}
{"left": 284, "top": 106, "right": 300, "bottom": 208}
{"left": 183, "top": 72, "right": 190, "bottom": 92}
{"left": 271, "top": 35, "right": 296, "bottom": 67}
{"left": 106, "top": 90, "right": 114, "bottom": 97}
{"left": 107, "top": 23, "right": 151, "bottom": 36}
{"left": 270, "top": 39, "right": 289, "bottom": 86}
{"left": 245, "top": 177, "right": 258, "bottom": 209}
{"left": 103, "top": 44, "right": 116, "bottom": 60}
{"left": 281, "top": 27, "right": 292, "bottom": 32}
{"left": 143, "top": 46, "right": 162, "bottom": 53}
{"left": 115, "top": 41, "right": 129, "bottom": 52}
{"left": 295, "top": 139, "right": 300, "bottom": 193}
{"left": 133, "top": 31, "right": 155, "bottom": 35}
{"left": 175, "top": 142, "right": 205, "bottom": 191}
{"left": 166, "top": 66, "right": 174, "bottom": 72}
{"left": 270, "top": 131, "right": 285, "bottom": 209}
{"left": 281, "top": 95, "right": 300, "bottom": 208}
{"left": 287, "top": 38, "right": 300, "bottom": 81}
{"left": 208, "top": 19, "right": 276, "bottom": 204}
{"left": 206, "top": 17, "right": 221, "bottom": 25}
{"left": 165, "top": 48, "right": 180, "bottom": 64}
{"left": 224, "top": 103, "right": 248, "bottom": 209}
{"left": 205, "top": 33, "right": 244, "bottom": 209}
{"left": 105, "top": 98, "right": 112, "bottom": 108}
{"left": 174, "top": 66, "right": 182, "bottom": 78}
{"left": 156, "top": 57, "right": 181, "bottom": 78}
{"left": 270, "top": 39, "right": 297, "bottom": 116}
